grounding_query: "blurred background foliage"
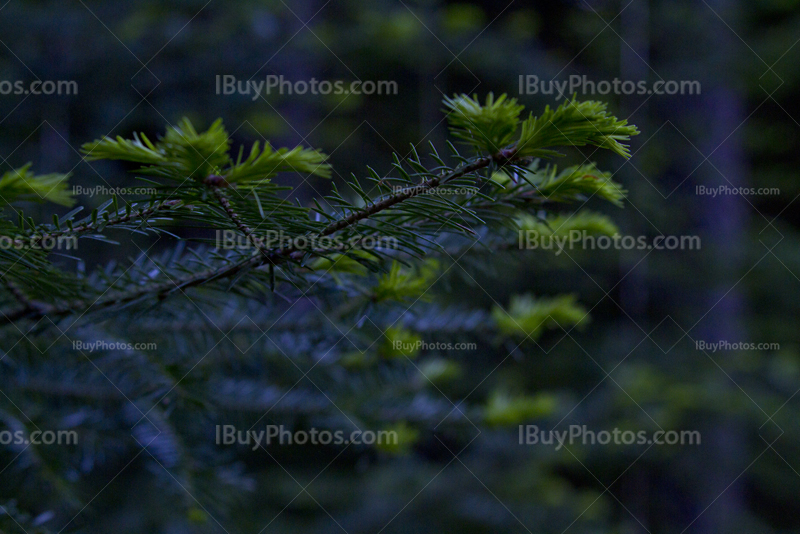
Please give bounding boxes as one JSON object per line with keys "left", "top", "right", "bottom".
{"left": 1, "top": 0, "right": 800, "bottom": 533}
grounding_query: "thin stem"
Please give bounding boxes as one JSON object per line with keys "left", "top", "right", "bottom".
{"left": 318, "top": 155, "right": 494, "bottom": 237}
{"left": 15, "top": 200, "right": 182, "bottom": 249}
{"left": 211, "top": 187, "right": 273, "bottom": 260}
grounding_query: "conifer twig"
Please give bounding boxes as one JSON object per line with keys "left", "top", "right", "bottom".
{"left": 11, "top": 200, "right": 182, "bottom": 249}
{"left": 208, "top": 179, "right": 274, "bottom": 261}
{"left": 0, "top": 152, "right": 512, "bottom": 324}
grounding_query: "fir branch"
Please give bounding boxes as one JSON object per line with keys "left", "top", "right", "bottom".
{"left": 0, "top": 94, "right": 637, "bottom": 326}
{"left": 0, "top": 153, "right": 507, "bottom": 324}
{"left": 19, "top": 200, "right": 183, "bottom": 249}
{"left": 319, "top": 154, "right": 497, "bottom": 236}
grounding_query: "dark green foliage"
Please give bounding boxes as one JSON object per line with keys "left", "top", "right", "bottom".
{"left": 0, "top": 95, "right": 636, "bottom": 530}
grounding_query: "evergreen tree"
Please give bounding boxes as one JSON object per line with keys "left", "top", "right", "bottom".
{"left": 0, "top": 95, "right": 637, "bottom": 532}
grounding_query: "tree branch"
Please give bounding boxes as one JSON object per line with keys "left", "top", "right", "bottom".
{"left": 13, "top": 200, "right": 182, "bottom": 249}
{"left": 0, "top": 151, "right": 512, "bottom": 325}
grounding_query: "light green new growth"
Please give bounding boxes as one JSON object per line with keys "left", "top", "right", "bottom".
{"left": 492, "top": 294, "right": 588, "bottom": 340}
{"left": 82, "top": 117, "right": 330, "bottom": 183}
{"left": 516, "top": 97, "right": 639, "bottom": 159}
{"left": 484, "top": 390, "right": 558, "bottom": 426}
{"left": 517, "top": 210, "right": 620, "bottom": 238}
{"left": 380, "top": 327, "right": 423, "bottom": 359}
{"left": 373, "top": 260, "right": 440, "bottom": 303}
{"left": 527, "top": 163, "right": 627, "bottom": 206}
{"left": 444, "top": 93, "right": 639, "bottom": 160}
{"left": 444, "top": 92, "right": 525, "bottom": 153}
{"left": 0, "top": 164, "right": 74, "bottom": 207}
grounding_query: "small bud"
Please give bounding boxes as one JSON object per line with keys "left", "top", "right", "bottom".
{"left": 204, "top": 174, "right": 229, "bottom": 187}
